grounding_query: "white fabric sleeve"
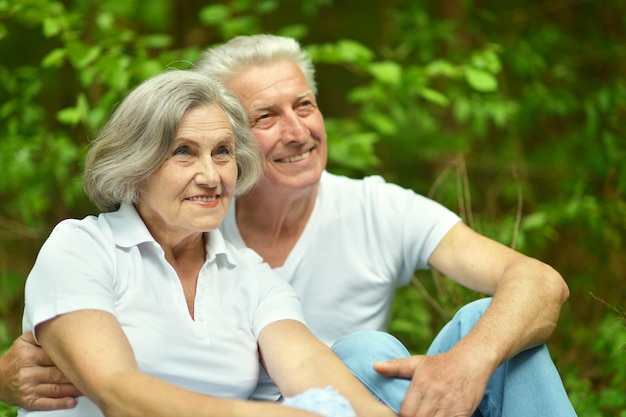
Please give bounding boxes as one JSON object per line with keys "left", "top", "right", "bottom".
{"left": 23, "top": 218, "right": 117, "bottom": 340}
{"left": 363, "top": 176, "right": 462, "bottom": 286}
{"left": 245, "top": 249, "right": 305, "bottom": 339}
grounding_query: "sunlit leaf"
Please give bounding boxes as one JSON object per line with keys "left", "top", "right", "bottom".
{"left": 42, "top": 16, "right": 62, "bottom": 37}
{"left": 0, "top": 22, "right": 7, "bottom": 40}
{"left": 464, "top": 67, "right": 498, "bottom": 93}
{"left": 41, "top": 48, "right": 66, "bottom": 68}
{"left": 199, "top": 4, "right": 230, "bottom": 26}
{"left": 57, "top": 107, "right": 81, "bottom": 125}
{"left": 143, "top": 34, "right": 172, "bottom": 49}
{"left": 368, "top": 61, "right": 402, "bottom": 85}
{"left": 424, "top": 59, "right": 459, "bottom": 77}
{"left": 419, "top": 87, "right": 450, "bottom": 106}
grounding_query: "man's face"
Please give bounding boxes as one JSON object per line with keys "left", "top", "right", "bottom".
{"left": 227, "top": 60, "right": 327, "bottom": 194}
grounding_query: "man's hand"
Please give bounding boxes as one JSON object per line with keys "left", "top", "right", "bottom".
{"left": 374, "top": 351, "right": 492, "bottom": 417}
{"left": 0, "top": 332, "right": 81, "bottom": 410}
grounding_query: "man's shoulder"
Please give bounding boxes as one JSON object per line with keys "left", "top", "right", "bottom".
{"left": 321, "top": 170, "right": 387, "bottom": 193}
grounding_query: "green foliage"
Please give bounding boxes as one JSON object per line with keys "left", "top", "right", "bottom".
{"left": 0, "top": 322, "right": 17, "bottom": 417}
{"left": 388, "top": 279, "right": 434, "bottom": 354}
{"left": 1, "top": 0, "right": 192, "bottom": 228}
{"left": 564, "top": 313, "right": 626, "bottom": 415}
{"left": 0, "top": 0, "right": 624, "bottom": 415}
{"left": 0, "top": 399, "right": 17, "bottom": 417}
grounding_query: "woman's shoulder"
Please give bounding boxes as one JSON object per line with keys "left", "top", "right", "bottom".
{"left": 48, "top": 214, "right": 107, "bottom": 241}
{"left": 41, "top": 211, "right": 127, "bottom": 262}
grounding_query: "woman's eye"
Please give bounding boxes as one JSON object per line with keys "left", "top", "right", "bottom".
{"left": 173, "top": 146, "right": 191, "bottom": 156}
{"left": 215, "top": 146, "right": 233, "bottom": 158}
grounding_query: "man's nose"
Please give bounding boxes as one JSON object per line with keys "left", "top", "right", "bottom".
{"left": 280, "top": 111, "right": 308, "bottom": 143}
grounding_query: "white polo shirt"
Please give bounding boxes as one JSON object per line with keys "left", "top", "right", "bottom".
{"left": 21, "top": 203, "right": 304, "bottom": 417}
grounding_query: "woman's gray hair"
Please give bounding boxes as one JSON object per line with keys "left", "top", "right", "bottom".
{"left": 195, "top": 34, "right": 317, "bottom": 95}
{"left": 84, "top": 69, "right": 262, "bottom": 212}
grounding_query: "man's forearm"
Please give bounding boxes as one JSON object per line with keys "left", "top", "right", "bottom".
{"left": 455, "top": 258, "right": 569, "bottom": 368}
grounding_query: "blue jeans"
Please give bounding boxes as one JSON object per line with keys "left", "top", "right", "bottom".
{"left": 331, "top": 298, "right": 577, "bottom": 416}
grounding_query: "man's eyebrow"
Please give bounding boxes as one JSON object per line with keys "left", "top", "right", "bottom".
{"left": 251, "top": 103, "right": 276, "bottom": 112}
{"left": 250, "top": 91, "right": 314, "bottom": 113}
{"left": 296, "top": 91, "right": 314, "bottom": 101}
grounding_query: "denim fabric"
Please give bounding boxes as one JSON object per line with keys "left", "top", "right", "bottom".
{"left": 332, "top": 330, "right": 411, "bottom": 411}
{"left": 331, "top": 298, "right": 578, "bottom": 416}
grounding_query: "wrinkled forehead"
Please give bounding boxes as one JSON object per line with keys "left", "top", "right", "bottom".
{"left": 228, "top": 60, "right": 312, "bottom": 102}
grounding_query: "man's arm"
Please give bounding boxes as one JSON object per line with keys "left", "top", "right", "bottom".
{"left": 375, "top": 221, "right": 570, "bottom": 416}
{"left": 428, "top": 221, "right": 570, "bottom": 356}
{"left": 0, "top": 332, "right": 80, "bottom": 410}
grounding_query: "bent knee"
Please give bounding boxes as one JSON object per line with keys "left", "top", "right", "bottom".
{"left": 332, "top": 330, "right": 410, "bottom": 364}
{"left": 454, "top": 297, "right": 492, "bottom": 323}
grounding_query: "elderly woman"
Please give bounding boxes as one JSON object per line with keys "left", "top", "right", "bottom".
{"left": 18, "top": 70, "right": 395, "bottom": 417}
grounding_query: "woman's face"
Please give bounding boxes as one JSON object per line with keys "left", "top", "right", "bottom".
{"left": 136, "top": 104, "right": 238, "bottom": 245}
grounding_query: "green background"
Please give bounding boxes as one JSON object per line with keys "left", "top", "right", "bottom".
{"left": 1, "top": 0, "right": 625, "bottom": 415}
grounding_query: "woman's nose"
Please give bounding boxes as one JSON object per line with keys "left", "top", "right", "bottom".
{"left": 193, "top": 157, "right": 219, "bottom": 187}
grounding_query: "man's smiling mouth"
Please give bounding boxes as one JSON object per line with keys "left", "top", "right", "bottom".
{"left": 278, "top": 150, "right": 311, "bottom": 163}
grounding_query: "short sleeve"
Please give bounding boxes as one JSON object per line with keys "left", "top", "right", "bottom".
{"left": 23, "top": 218, "right": 118, "bottom": 341}
{"left": 243, "top": 250, "right": 304, "bottom": 338}
{"left": 362, "top": 176, "right": 462, "bottom": 286}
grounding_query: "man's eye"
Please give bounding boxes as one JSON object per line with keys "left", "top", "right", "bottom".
{"left": 300, "top": 97, "right": 318, "bottom": 108}
{"left": 252, "top": 114, "right": 273, "bottom": 128}
{"left": 256, "top": 114, "right": 271, "bottom": 123}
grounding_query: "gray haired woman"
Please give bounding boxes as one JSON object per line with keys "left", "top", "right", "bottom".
{"left": 19, "top": 69, "right": 395, "bottom": 417}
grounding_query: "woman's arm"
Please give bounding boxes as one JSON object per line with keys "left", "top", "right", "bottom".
{"left": 259, "top": 320, "right": 396, "bottom": 417}
{"left": 36, "top": 310, "right": 322, "bottom": 417}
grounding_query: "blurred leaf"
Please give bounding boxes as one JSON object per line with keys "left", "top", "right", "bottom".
{"left": 143, "top": 34, "right": 172, "bottom": 49}
{"left": 424, "top": 59, "right": 460, "bottom": 78}
{"left": 308, "top": 39, "right": 374, "bottom": 67}
{"left": 42, "top": 16, "right": 62, "bottom": 37}
{"left": 41, "top": 48, "right": 66, "bottom": 67}
{"left": 199, "top": 4, "right": 230, "bottom": 26}
{"left": 464, "top": 67, "right": 497, "bottom": 93}
{"left": 470, "top": 48, "right": 502, "bottom": 74}
{"left": 420, "top": 87, "right": 450, "bottom": 107}
{"left": 368, "top": 61, "right": 402, "bottom": 86}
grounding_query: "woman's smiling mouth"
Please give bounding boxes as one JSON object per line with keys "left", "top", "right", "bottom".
{"left": 187, "top": 195, "right": 218, "bottom": 202}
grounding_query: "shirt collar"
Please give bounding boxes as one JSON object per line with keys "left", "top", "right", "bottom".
{"left": 106, "top": 203, "right": 237, "bottom": 265}
{"left": 106, "top": 203, "right": 154, "bottom": 247}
